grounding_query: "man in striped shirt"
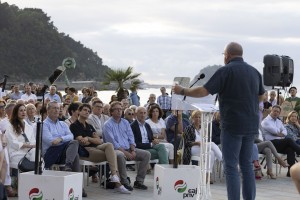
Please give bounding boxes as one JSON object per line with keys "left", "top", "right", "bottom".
{"left": 157, "top": 87, "right": 171, "bottom": 119}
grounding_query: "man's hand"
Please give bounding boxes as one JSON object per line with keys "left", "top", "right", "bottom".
{"left": 124, "top": 151, "right": 134, "bottom": 160}
{"left": 52, "top": 138, "right": 62, "bottom": 145}
{"left": 130, "top": 151, "right": 136, "bottom": 160}
{"left": 79, "top": 137, "right": 90, "bottom": 145}
{"left": 172, "top": 84, "right": 184, "bottom": 95}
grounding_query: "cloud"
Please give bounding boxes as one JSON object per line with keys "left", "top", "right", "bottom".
{"left": 4, "top": 0, "right": 300, "bottom": 87}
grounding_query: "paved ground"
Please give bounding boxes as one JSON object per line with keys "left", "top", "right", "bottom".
{"left": 12, "top": 165, "right": 299, "bottom": 200}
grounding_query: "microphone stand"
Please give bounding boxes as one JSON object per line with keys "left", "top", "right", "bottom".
{"left": 173, "top": 74, "right": 205, "bottom": 168}
{"left": 34, "top": 85, "right": 48, "bottom": 175}
{"left": 183, "top": 74, "right": 204, "bottom": 101}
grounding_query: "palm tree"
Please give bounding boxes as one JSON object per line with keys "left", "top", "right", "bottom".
{"left": 103, "top": 67, "right": 142, "bottom": 101}
{"left": 103, "top": 66, "right": 141, "bottom": 91}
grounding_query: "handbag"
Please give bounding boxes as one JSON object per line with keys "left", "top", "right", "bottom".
{"left": 18, "top": 148, "right": 35, "bottom": 172}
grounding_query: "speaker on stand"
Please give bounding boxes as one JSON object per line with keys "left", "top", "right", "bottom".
{"left": 263, "top": 54, "right": 294, "bottom": 105}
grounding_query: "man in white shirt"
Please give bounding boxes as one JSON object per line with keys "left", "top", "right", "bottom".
{"left": 44, "top": 85, "right": 61, "bottom": 103}
{"left": 86, "top": 100, "right": 109, "bottom": 142}
{"left": 261, "top": 105, "right": 300, "bottom": 176}
{"left": 21, "top": 85, "right": 37, "bottom": 104}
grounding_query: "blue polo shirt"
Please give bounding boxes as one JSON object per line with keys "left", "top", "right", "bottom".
{"left": 204, "top": 57, "right": 265, "bottom": 135}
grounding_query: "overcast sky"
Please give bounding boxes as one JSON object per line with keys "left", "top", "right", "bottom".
{"left": 4, "top": 0, "right": 300, "bottom": 87}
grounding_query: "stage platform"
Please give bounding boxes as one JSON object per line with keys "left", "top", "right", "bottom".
{"left": 11, "top": 166, "right": 299, "bottom": 200}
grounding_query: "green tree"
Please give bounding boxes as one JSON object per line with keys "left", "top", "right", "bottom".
{"left": 103, "top": 66, "right": 141, "bottom": 91}
{"left": 103, "top": 66, "right": 141, "bottom": 101}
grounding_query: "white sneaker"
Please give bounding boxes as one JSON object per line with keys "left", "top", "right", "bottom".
{"left": 115, "top": 185, "right": 131, "bottom": 194}
{"left": 111, "top": 174, "right": 120, "bottom": 183}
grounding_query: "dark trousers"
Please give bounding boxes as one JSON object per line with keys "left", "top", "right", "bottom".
{"left": 271, "top": 138, "right": 300, "bottom": 166}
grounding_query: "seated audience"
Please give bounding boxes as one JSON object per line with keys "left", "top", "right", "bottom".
{"left": 70, "top": 104, "right": 130, "bottom": 194}
{"left": 131, "top": 106, "right": 168, "bottom": 164}
{"left": 66, "top": 87, "right": 79, "bottom": 103}
{"left": 165, "top": 110, "right": 190, "bottom": 146}
{"left": 103, "top": 101, "right": 151, "bottom": 191}
{"left": 285, "top": 111, "right": 300, "bottom": 145}
{"left": 81, "top": 88, "right": 93, "bottom": 103}
{"left": 268, "top": 91, "right": 277, "bottom": 106}
{"left": 44, "top": 85, "right": 61, "bottom": 103}
{"left": 129, "top": 105, "right": 137, "bottom": 120}
{"left": 0, "top": 102, "right": 15, "bottom": 196}
{"left": 124, "top": 108, "right": 135, "bottom": 124}
{"left": 87, "top": 100, "right": 109, "bottom": 141}
{"left": 109, "top": 95, "right": 118, "bottom": 104}
{"left": 146, "top": 105, "right": 174, "bottom": 164}
{"left": 211, "top": 112, "right": 221, "bottom": 145}
{"left": 0, "top": 129, "right": 14, "bottom": 197}
{"left": 182, "top": 110, "right": 222, "bottom": 181}
{"left": 102, "top": 104, "right": 110, "bottom": 116}
{"left": 25, "top": 103, "right": 37, "bottom": 126}
{"left": 261, "top": 105, "right": 300, "bottom": 177}
{"left": 9, "top": 85, "right": 22, "bottom": 100}
{"left": 21, "top": 84, "right": 37, "bottom": 104}
{"left": 254, "top": 141, "right": 289, "bottom": 179}
{"left": 42, "top": 101, "right": 86, "bottom": 197}
{"left": 34, "top": 101, "right": 43, "bottom": 120}
{"left": 6, "top": 104, "right": 36, "bottom": 170}
{"left": 65, "top": 102, "right": 81, "bottom": 127}
{"left": 0, "top": 131, "right": 7, "bottom": 184}
{"left": 58, "top": 103, "right": 67, "bottom": 121}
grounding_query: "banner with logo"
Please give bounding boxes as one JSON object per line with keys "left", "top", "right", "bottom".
{"left": 19, "top": 170, "right": 82, "bottom": 200}
{"left": 154, "top": 164, "right": 201, "bottom": 200}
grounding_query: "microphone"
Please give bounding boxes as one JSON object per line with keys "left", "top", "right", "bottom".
{"left": 1, "top": 75, "right": 8, "bottom": 92}
{"left": 183, "top": 73, "right": 205, "bottom": 101}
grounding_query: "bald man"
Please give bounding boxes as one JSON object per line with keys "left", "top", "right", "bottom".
{"left": 173, "top": 42, "right": 265, "bottom": 200}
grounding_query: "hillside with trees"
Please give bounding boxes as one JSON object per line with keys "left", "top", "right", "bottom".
{"left": 0, "top": 2, "right": 109, "bottom": 82}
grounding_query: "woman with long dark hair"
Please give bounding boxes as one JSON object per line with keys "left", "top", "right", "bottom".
{"left": 6, "top": 104, "right": 36, "bottom": 170}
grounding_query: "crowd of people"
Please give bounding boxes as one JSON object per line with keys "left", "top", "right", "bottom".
{"left": 0, "top": 78, "right": 300, "bottom": 198}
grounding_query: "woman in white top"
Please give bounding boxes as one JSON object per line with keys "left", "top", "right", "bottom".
{"left": 146, "top": 105, "right": 174, "bottom": 164}
{"left": 183, "top": 110, "right": 222, "bottom": 174}
{"left": 6, "top": 104, "right": 36, "bottom": 169}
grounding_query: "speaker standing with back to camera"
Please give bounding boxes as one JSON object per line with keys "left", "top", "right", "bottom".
{"left": 263, "top": 54, "right": 294, "bottom": 87}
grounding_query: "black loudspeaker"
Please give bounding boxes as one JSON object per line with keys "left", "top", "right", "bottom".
{"left": 263, "top": 54, "right": 294, "bottom": 87}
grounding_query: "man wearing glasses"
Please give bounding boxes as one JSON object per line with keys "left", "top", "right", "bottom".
{"left": 87, "top": 100, "right": 109, "bottom": 143}
{"left": 173, "top": 42, "right": 265, "bottom": 200}
{"left": 103, "top": 101, "right": 150, "bottom": 191}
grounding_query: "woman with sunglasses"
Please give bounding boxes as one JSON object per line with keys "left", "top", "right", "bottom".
{"left": 6, "top": 104, "right": 36, "bottom": 171}
{"left": 124, "top": 108, "right": 135, "bottom": 124}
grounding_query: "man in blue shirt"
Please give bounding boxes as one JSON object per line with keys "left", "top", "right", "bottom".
{"left": 42, "top": 101, "right": 79, "bottom": 171}
{"left": 173, "top": 42, "right": 265, "bottom": 200}
{"left": 103, "top": 101, "right": 151, "bottom": 191}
